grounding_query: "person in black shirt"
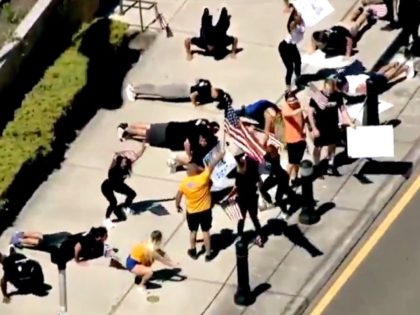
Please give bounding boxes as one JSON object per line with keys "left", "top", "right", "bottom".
{"left": 260, "top": 145, "right": 298, "bottom": 219}
{"left": 169, "top": 124, "right": 219, "bottom": 172}
{"left": 117, "top": 119, "right": 220, "bottom": 151}
{"left": 185, "top": 7, "right": 239, "bottom": 60}
{"left": 101, "top": 143, "right": 147, "bottom": 227}
{"left": 1, "top": 248, "right": 47, "bottom": 303}
{"left": 224, "top": 156, "right": 265, "bottom": 246}
{"left": 8, "top": 227, "right": 112, "bottom": 266}
{"left": 307, "top": 79, "right": 354, "bottom": 175}
{"left": 125, "top": 78, "right": 225, "bottom": 107}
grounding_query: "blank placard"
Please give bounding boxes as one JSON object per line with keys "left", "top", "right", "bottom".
{"left": 346, "top": 125, "right": 394, "bottom": 158}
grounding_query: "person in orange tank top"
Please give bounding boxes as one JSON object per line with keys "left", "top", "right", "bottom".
{"left": 282, "top": 91, "right": 307, "bottom": 185}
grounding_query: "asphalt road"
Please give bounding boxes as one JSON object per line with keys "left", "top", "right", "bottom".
{"left": 317, "top": 175, "right": 420, "bottom": 315}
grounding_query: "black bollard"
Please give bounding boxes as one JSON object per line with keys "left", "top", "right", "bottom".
{"left": 363, "top": 78, "right": 380, "bottom": 126}
{"left": 298, "top": 160, "right": 320, "bottom": 225}
{"left": 234, "top": 240, "right": 255, "bottom": 306}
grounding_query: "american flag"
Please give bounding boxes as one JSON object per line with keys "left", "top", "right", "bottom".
{"left": 308, "top": 83, "right": 328, "bottom": 109}
{"left": 220, "top": 198, "right": 243, "bottom": 222}
{"left": 224, "top": 104, "right": 268, "bottom": 163}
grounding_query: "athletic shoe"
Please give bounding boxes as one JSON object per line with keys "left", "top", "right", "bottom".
{"left": 137, "top": 286, "right": 150, "bottom": 296}
{"left": 167, "top": 157, "right": 177, "bottom": 174}
{"left": 103, "top": 218, "right": 116, "bottom": 229}
{"left": 187, "top": 248, "right": 198, "bottom": 260}
{"left": 279, "top": 211, "right": 290, "bottom": 221}
{"left": 127, "top": 83, "right": 135, "bottom": 92}
{"left": 10, "top": 231, "right": 24, "bottom": 248}
{"left": 116, "top": 124, "right": 126, "bottom": 141}
{"left": 204, "top": 250, "right": 215, "bottom": 262}
{"left": 123, "top": 207, "right": 134, "bottom": 215}
{"left": 125, "top": 85, "right": 136, "bottom": 101}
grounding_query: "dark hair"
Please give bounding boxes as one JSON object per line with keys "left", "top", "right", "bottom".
{"left": 334, "top": 75, "right": 348, "bottom": 90}
{"left": 313, "top": 30, "right": 329, "bottom": 44}
{"left": 214, "top": 88, "right": 225, "bottom": 101}
{"left": 113, "top": 155, "right": 133, "bottom": 174}
{"left": 150, "top": 230, "right": 163, "bottom": 244}
{"left": 285, "top": 90, "right": 297, "bottom": 100}
{"left": 209, "top": 121, "right": 220, "bottom": 133}
{"left": 89, "top": 226, "right": 108, "bottom": 239}
{"left": 216, "top": 92, "right": 233, "bottom": 110}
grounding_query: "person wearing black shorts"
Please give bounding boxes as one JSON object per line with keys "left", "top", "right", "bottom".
{"left": 307, "top": 79, "right": 354, "bottom": 175}
{"left": 185, "top": 7, "right": 238, "bottom": 60}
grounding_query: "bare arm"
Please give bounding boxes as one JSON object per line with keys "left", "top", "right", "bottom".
{"left": 183, "top": 139, "right": 192, "bottom": 159}
{"left": 175, "top": 190, "right": 184, "bottom": 212}
{"left": 1, "top": 277, "right": 8, "bottom": 299}
{"left": 154, "top": 250, "right": 177, "bottom": 267}
{"left": 345, "top": 37, "right": 353, "bottom": 57}
{"left": 135, "top": 142, "right": 147, "bottom": 160}
{"left": 190, "top": 92, "right": 199, "bottom": 106}
{"left": 74, "top": 243, "right": 82, "bottom": 262}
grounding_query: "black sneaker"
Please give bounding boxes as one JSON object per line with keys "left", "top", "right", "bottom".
{"left": 187, "top": 248, "right": 198, "bottom": 260}
{"left": 204, "top": 250, "right": 215, "bottom": 262}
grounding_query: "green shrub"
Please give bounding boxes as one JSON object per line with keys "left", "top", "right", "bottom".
{"left": 0, "top": 17, "right": 128, "bottom": 202}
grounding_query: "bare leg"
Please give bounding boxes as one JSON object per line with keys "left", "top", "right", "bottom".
{"left": 345, "top": 7, "right": 364, "bottom": 23}
{"left": 376, "top": 62, "right": 398, "bottom": 75}
{"left": 131, "top": 265, "right": 153, "bottom": 290}
{"left": 202, "top": 231, "right": 211, "bottom": 256}
{"left": 184, "top": 38, "right": 193, "bottom": 61}
{"left": 313, "top": 146, "right": 321, "bottom": 166}
{"left": 126, "top": 123, "right": 149, "bottom": 136}
{"left": 189, "top": 231, "right": 197, "bottom": 251}
{"left": 382, "top": 62, "right": 404, "bottom": 80}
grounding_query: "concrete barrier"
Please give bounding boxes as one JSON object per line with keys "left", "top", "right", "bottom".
{"left": 0, "top": 0, "right": 100, "bottom": 98}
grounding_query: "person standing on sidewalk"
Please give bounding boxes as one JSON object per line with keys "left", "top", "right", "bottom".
{"left": 282, "top": 91, "right": 307, "bottom": 185}
{"left": 223, "top": 155, "right": 265, "bottom": 246}
{"left": 101, "top": 142, "right": 147, "bottom": 228}
{"left": 260, "top": 145, "right": 298, "bottom": 219}
{"left": 307, "top": 79, "right": 354, "bottom": 176}
{"left": 175, "top": 148, "right": 225, "bottom": 261}
{"left": 278, "top": 6, "right": 305, "bottom": 91}
{"left": 398, "top": 0, "right": 420, "bottom": 51}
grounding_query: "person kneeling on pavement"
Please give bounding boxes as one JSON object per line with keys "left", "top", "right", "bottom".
{"left": 185, "top": 7, "right": 239, "bottom": 60}
{"left": 1, "top": 247, "right": 50, "bottom": 304}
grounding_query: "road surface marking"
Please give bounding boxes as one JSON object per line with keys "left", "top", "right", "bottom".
{"left": 310, "top": 175, "right": 420, "bottom": 315}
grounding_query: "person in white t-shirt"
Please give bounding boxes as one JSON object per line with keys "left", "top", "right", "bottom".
{"left": 335, "top": 61, "right": 409, "bottom": 96}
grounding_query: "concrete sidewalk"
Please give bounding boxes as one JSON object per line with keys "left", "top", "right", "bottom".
{"left": 1, "top": 1, "right": 420, "bottom": 315}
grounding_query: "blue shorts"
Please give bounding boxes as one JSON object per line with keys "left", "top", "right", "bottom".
{"left": 126, "top": 256, "right": 139, "bottom": 271}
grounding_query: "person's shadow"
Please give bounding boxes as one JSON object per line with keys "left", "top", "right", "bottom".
{"left": 262, "top": 219, "right": 323, "bottom": 257}
{"left": 8, "top": 283, "right": 53, "bottom": 298}
{"left": 134, "top": 268, "right": 187, "bottom": 289}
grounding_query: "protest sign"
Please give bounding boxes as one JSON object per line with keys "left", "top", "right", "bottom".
{"left": 203, "top": 143, "right": 237, "bottom": 191}
{"left": 346, "top": 100, "right": 393, "bottom": 123}
{"left": 291, "top": 0, "right": 334, "bottom": 27}
{"left": 346, "top": 125, "right": 394, "bottom": 158}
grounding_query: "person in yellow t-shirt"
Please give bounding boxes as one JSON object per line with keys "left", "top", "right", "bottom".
{"left": 125, "top": 230, "right": 178, "bottom": 294}
{"left": 175, "top": 147, "right": 225, "bottom": 261}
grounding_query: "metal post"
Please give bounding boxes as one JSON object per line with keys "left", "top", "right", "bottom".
{"left": 138, "top": 0, "right": 144, "bottom": 31}
{"left": 234, "top": 240, "right": 254, "bottom": 306}
{"left": 363, "top": 79, "right": 380, "bottom": 126}
{"left": 298, "top": 160, "right": 320, "bottom": 225}
{"left": 58, "top": 267, "right": 67, "bottom": 315}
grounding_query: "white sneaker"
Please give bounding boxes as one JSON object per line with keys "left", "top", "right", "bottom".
{"left": 117, "top": 127, "right": 126, "bottom": 142}
{"left": 103, "top": 218, "right": 116, "bottom": 229}
{"left": 279, "top": 211, "right": 290, "bottom": 221}
{"left": 123, "top": 207, "right": 133, "bottom": 215}
{"left": 137, "top": 286, "right": 150, "bottom": 295}
{"left": 128, "top": 83, "right": 135, "bottom": 92}
{"left": 167, "top": 158, "right": 177, "bottom": 174}
{"left": 126, "top": 85, "right": 135, "bottom": 101}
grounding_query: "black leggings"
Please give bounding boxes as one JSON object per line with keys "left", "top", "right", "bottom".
{"left": 260, "top": 174, "right": 297, "bottom": 213}
{"left": 278, "top": 40, "right": 301, "bottom": 86}
{"left": 101, "top": 179, "right": 136, "bottom": 219}
{"left": 237, "top": 197, "right": 262, "bottom": 237}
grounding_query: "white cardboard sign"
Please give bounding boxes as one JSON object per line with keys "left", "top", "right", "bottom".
{"left": 291, "top": 0, "right": 335, "bottom": 27}
{"left": 346, "top": 125, "right": 394, "bottom": 158}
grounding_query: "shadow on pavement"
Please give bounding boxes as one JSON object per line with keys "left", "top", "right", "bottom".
{"left": 263, "top": 219, "right": 323, "bottom": 257}
{"left": 134, "top": 268, "right": 187, "bottom": 289}
{"left": 8, "top": 283, "right": 53, "bottom": 298}
{"left": 130, "top": 198, "right": 175, "bottom": 216}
